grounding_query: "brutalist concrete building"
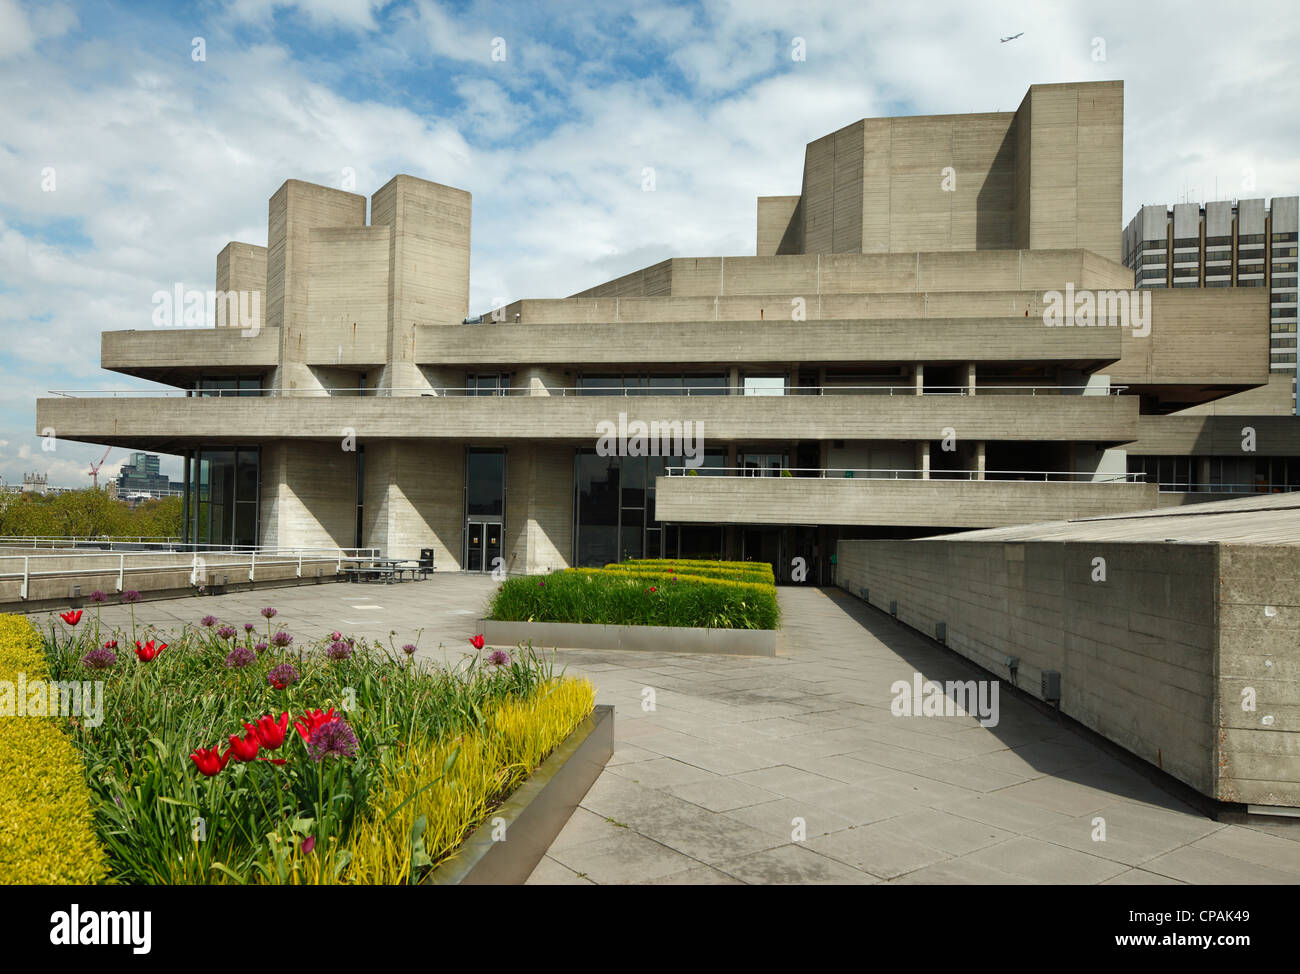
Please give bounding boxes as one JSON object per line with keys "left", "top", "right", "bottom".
{"left": 38, "top": 81, "right": 1293, "bottom": 580}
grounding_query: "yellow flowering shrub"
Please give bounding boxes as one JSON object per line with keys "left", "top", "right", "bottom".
{"left": 0, "top": 615, "right": 107, "bottom": 884}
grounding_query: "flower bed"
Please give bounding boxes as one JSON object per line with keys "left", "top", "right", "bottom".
{"left": 487, "top": 558, "right": 780, "bottom": 630}
{"left": 0, "top": 616, "right": 107, "bottom": 884}
{"left": 28, "top": 600, "right": 594, "bottom": 885}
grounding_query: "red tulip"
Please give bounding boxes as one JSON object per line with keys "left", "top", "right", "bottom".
{"left": 648, "top": 586, "right": 657, "bottom": 593}
{"left": 226, "top": 729, "right": 260, "bottom": 762}
{"left": 470, "top": 634, "right": 486, "bottom": 650}
{"left": 60, "top": 610, "right": 83, "bottom": 626}
{"left": 293, "top": 707, "right": 337, "bottom": 742}
{"left": 245, "top": 712, "right": 289, "bottom": 750}
{"left": 190, "top": 746, "right": 230, "bottom": 777}
{"left": 104, "top": 640, "right": 118, "bottom": 649}
{"left": 134, "top": 640, "right": 166, "bottom": 661}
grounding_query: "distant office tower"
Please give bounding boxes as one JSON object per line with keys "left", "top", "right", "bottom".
{"left": 117, "top": 452, "right": 173, "bottom": 494}
{"left": 1123, "top": 197, "right": 1299, "bottom": 409}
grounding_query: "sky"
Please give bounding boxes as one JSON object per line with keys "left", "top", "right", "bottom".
{"left": 0, "top": 0, "right": 1296, "bottom": 488}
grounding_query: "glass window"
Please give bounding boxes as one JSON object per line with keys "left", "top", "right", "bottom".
{"left": 575, "top": 452, "right": 619, "bottom": 566}
{"left": 578, "top": 374, "right": 622, "bottom": 396}
{"left": 465, "top": 449, "right": 505, "bottom": 516}
{"left": 648, "top": 375, "right": 683, "bottom": 397}
{"left": 688, "top": 374, "right": 728, "bottom": 396}
{"left": 743, "top": 375, "right": 786, "bottom": 396}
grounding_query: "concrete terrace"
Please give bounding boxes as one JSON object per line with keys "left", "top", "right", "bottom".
{"left": 40, "top": 575, "right": 1300, "bottom": 885}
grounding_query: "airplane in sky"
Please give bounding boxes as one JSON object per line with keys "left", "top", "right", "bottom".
{"left": 1000, "top": 32, "right": 1024, "bottom": 42}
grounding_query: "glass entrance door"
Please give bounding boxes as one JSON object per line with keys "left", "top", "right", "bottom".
{"left": 465, "top": 521, "right": 502, "bottom": 573}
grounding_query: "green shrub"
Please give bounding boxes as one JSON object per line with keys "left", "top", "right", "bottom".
{"left": 487, "top": 567, "right": 780, "bottom": 630}
{"left": 605, "top": 562, "right": 772, "bottom": 584}
{"left": 0, "top": 616, "right": 107, "bottom": 885}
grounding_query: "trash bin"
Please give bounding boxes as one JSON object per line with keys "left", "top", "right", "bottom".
{"left": 419, "top": 548, "right": 436, "bottom": 570}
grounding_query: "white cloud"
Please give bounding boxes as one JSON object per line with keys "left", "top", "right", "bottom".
{"left": 0, "top": 0, "right": 1298, "bottom": 491}
{"left": 223, "top": 0, "right": 391, "bottom": 32}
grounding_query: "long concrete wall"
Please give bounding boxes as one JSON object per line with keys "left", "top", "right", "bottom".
{"left": 836, "top": 536, "right": 1300, "bottom": 807}
{"left": 658, "top": 477, "right": 1157, "bottom": 527}
{"left": 569, "top": 248, "right": 1133, "bottom": 300}
{"left": 38, "top": 392, "right": 1143, "bottom": 445}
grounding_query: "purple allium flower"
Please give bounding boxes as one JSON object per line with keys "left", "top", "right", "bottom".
{"left": 267, "top": 663, "right": 299, "bottom": 689}
{"left": 307, "top": 718, "right": 358, "bottom": 761}
{"left": 538, "top": 579, "right": 545, "bottom": 588}
{"left": 270, "top": 631, "right": 293, "bottom": 648}
{"left": 121, "top": 590, "right": 142, "bottom": 604}
{"left": 88, "top": 590, "right": 108, "bottom": 604}
{"left": 401, "top": 643, "right": 417, "bottom": 656}
{"left": 200, "top": 615, "right": 218, "bottom": 628}
{"left": 243, "top": 622, "right": 256, "bottom": 633}
{"left": 330, "top": 631, "right": 342, "bottom": 641}
{"left": 254, "top": 641, "right": 269, "bottom": 654}
{"left": 261, "top": 606, "right": 277, "bottom": 620}
{"left": 487, "top": 649, "right": 510, "bottom": 667}
{"left": 301, "top": 835, "right": 316, "bottom": 855}
{"left": 225, "top": 647, "right": 256, "bottom": 669}
{"left": 216, "top": 625, "right": 237, "bottom": 641}
{"left": 81, "top": 647, "right": 117, "bottom": 670}
{"left": 326, "top": 639, "right": 352, "bottom": 661}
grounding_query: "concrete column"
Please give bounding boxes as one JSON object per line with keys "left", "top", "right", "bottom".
{"left": 518, "top": 366, "right": 566, "bottom": 396}
{"left": 729, "top": 366, "right": 740, "bottom": 395}
{"left": 264, "top": 180, "right": 368, "bottom": 395}
{"left": 914, "top": 364, "right": 924, "bottom": 396}
{"left": 1197, "top": 456, "right": 1212, "bottom": 492}
{"left": 370, "top": 175, "right": 472, "bottom": 396}
{"left": 361, "top": 442, "right": 463, "bottom": 564}
{"left": 966, "top": 362, "right": 977, "bottom": 395}
{"left": 915, "top": 441, "right": 930, "bottom": 480}
{"left": 259, "top": 440, "right": 358, "bottom": 549}
{"left": 504, "top": 443, "right": 573, "bottom": 573}
{"left": 975, "top": 441, "right": 986, "bottom": 480}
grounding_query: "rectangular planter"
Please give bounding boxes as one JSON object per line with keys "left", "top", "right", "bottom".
{"left": 479, "top": 618, "right": 776, "bottom": 656}
{"left": 424, "top": 704, "right": 614, "bottom": 885}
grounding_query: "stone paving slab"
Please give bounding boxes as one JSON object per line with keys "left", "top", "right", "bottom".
{"left": 42, "top": 573, "right": 1300, "bottom": 884}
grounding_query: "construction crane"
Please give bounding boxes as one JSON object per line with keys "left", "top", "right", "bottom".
{"left": 89, "top": 447, "right": 112, "bottom": 491}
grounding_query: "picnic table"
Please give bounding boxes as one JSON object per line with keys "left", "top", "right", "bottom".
{"left": 342, "top": 557, "right": 433, "bottom": 583}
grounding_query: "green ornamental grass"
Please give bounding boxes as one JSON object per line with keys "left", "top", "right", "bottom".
{"left": 487, "top": 558, "right": 780, "bottom": 630}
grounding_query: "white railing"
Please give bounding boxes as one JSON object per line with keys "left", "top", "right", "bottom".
{"left": 47, "top": 384, "right": 1129, "bottom": 398}
{"left": 1155, "top": 482, "right": 1300, "bottom": 494}
{"left": 0, "top": 535, "right": 182, "bottom": 548}
{"left": 0, "top": 546, "right": 379, "bottom": 601}
{"left": 662, "top": 466, "right": 1147, "bottom": 484}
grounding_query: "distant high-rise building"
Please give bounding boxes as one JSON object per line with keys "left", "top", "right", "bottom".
{"left": 116, "top": 452, "right": 173, "bottom": 495}
{"left": 1123, "top": 197, "right": 1299, "bottom": 410}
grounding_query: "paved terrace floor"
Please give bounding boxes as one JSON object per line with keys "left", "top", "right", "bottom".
{"left": 39, "top": 575, "right": 1300, "bottom": 885}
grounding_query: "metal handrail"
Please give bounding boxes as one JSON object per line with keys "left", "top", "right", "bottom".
{"left": 47, "top": 384, "right": 1128, "bottom": 398}
{"left": 662, "top": 466, "right": 1147, "bottom": 484}
{"left": 0, "top": 546, "right": 381, "bottom": 600}
{"left": 0, "top": 538, "right": 377, "bottom": 556}
{"left": 0, "top": 535, "right": 182, "bottom": 546}
{"left": 1155, "top": 482, "right": 1300, "bottom": 494}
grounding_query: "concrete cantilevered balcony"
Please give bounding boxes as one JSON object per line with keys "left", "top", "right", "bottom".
{"left": 102, "top": 327, "right": 279, "bottom": 383}
{"left": 653, "top": 467, "right": 1158, "bottom": 527}
{"left": 36, "top": 384, "right": 1140, "bottom": 451}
